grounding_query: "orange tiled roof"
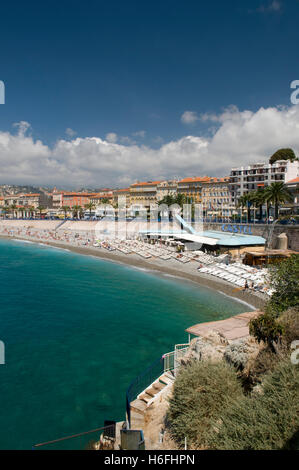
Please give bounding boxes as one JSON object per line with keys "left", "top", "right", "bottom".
{"left": 287, "top": 177, "right": 299, "bottom": 184}
{"left": 130, "top": 181, "right": 161, "bottom": 187}
{"left": 178, "top": 176, "right": 211, "bottom": 183}
{"left": 114, "top": 188, "right": 130, "bottom": 193}
{"left": 62, "top": 192, "right": 98, "bottom": 196}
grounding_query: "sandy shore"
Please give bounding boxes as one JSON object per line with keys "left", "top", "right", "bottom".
{"left": 0, "top": 234, "right": 266, "bottom": 310}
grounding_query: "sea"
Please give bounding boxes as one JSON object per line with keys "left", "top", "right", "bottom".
{"left": 0, "top": 238, "right": 250, "bottom": 449}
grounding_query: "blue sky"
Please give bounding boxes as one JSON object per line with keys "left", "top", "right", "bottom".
{"left": 0, "top": 0, "right": 299, "bottom": 187}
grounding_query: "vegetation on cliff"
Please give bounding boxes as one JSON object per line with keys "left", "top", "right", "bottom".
{"left": 167, "top": 255, "right": 299, "bottom": 450}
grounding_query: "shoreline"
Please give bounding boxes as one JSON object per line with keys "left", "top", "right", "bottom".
{"left": 0, "top": 234, "right": 266, "bottom": 310}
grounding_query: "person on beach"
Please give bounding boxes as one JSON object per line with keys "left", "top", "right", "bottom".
{"left": 243, "top": 280, "right": 249, "bottom": 291}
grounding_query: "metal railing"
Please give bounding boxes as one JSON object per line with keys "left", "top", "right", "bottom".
{"left": 32, "top": 423, "right": 116, "bottom": 450}
{"left": 126, "top": 342, "right": 190, "bottom": 428}
{"left": 126, "top": 356, "right": 164, "bottom": 428}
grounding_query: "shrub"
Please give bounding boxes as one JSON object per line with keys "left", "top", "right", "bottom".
{"left": 279, "top": 307, "right": 299, "bottom": 347}
{"left": 267, "top": 254, "right": 299, "bottom": 313}
{"left": 243, "top": 345, "right": 282, "bottom": 388}
{"left": 207, "top": 360, "right": 299, "bottom": 450}
{"left": 249, "top": 309, "right": 283, "bottom": 348}
{"left": 166, "top": 361, "right": 243, "bottom": 448}
{"left": 269, "top": 148, "right": 297, "bottom": 164}
{"left": 249, "top": 255, "right": 299, "bottom": 347}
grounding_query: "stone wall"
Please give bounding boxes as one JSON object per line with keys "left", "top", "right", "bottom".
{"left": 202, "top": 222, "right": 299, "bottom": 251}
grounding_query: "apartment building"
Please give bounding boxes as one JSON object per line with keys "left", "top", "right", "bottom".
{"left": 52, "top": 192, "right": 98, "bottom": 208}
{"left": 201, "top": 177, "right": 234, "bottom": 217}
{"left": 285, "top": 177, "right": 299, "bottom": 215}
{"left": 3, "top": 192, "right": 52, "bottom": 208}
{"left": 129, "top": 181, "right": 161, "bottom": 209}
{"left": 113, "top": 188, "right": 131, "bottom": 207}
{"left": 177, "top": 176, "right": 210, "bottom": 203}
{"left": 229, "top": 160, "right": 299, "bottom": 205}
{"left": 156, "top": 180, "right": 178, "bottom": 201}
{"left": 89, "top": 191, "right": 114, "bottom": 206}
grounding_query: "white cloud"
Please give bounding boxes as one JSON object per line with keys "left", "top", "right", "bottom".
{"left": 1, "top": 105, "right": 299, "bottom": 187}
{"left": 13, "top": 121, "right": 31, "bottom": 137}
{"left": 65, "top": 127, "right": 77, "bottom": 138}
{"left": 132, "top": 130, "right": 146, "bottom": 138}
{"left": 255, "top": 1, "right": 281, "bottom": 13}
{"left": 181, "top": 111, "right": 199, "bottom": 125}
{"left": 105, "top": 132, "right": 118, "bottom": 143}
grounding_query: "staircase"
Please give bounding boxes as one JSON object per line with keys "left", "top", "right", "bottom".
{"left": 130, "top": 371, "right": 175, "bottom": 429}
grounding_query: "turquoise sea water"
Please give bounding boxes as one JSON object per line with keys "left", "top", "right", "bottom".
{"left": 0, "top": 239, "right": 250, "bottom": 449}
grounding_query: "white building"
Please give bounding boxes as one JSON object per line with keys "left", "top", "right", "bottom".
{"left": 229, "top": 159, "right": 299, "bottom": 205}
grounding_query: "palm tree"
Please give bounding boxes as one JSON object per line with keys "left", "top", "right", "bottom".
{"left": 61, "top": 205, "right": 70, "bottom": 219}
{"left": 72, "top": 205, "right": 81, "bottom": 219}
{"left": 252, "top": 189, "right": 267, "bottom": 222}
{"left": 101, "top": 198, "right": 110, "bottom": 205}
{"left": 10, "top": 204, "right": 17, "bottom": 219}
{"left": 18, "top": 206, "right": 26, "bottom": 219}
{"left": 175, "top": 193, "right": 187, "bottom": 208}
{"left": 2, "top": 206, "right": 10, "bottom": 219}
{"left": 238, "top": 193, "right": 253, "bottom": 223}
{"left": 264, "top": 182, "right": 293, "bottom": 220}
{"left": 158, "top": 194, "right": 175, "bottom": 207}
{"left": 37, "top": 206, "right": 44, "bottom": 219}
{"left": 84, "top": 202, "right": 95, "bottom": 218}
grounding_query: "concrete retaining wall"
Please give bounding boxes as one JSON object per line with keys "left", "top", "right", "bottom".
{"left": 202, "top": 222, "right": 299, "bottom": 251}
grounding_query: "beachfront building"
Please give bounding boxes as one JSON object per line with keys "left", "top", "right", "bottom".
{"left": 229, "top": 159, "right": 299, "bottom": 205}
{"left": 284, "top": 177, "right": 299, "bottom": 215}
{"left": 156, "top": 180, "right": 178, "bottom": 201}
{"left": 129, "top": 181, "right": 161, "bottom": 211}
{"left": 201, "top": 177, "right": 234, "bottom": 219}
{"left": 113, "top": 188, "right": 131, "bottom": 207}
{"left": 177, "top": 176, "right": 210, "bottom": 203}
{"left": 52, "top": 191, "right": 98, "bottom": 209}
{"left": 3, "top": 192, "right": 52, "bottom": 209}
{"left": 89, "top": 191, "right": 114, "bottom": 206}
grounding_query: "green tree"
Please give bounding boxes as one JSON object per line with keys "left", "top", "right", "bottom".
{"left": 84, "top": 202, "right": 95, "bottom": 218}
{"left": 72, "top": 205, "right": 81, "bottom": 219}
{"left": 37, "top": 206, "right": 44, "bottom": 218}
{"left": 175, "top": 193, "right": 187, "bottom": 208}
{"left": 158, "top": 194, "right": 176, "bottom": 207}
{"left": 251, "top": 189, "right": 267, "bottom": 221}
{"left": 264, "top": 182, "right": 293, "bottom": 220}
{"left": 238, "top": 193, "right": 254, "bottom": 223}
{"left": 10, "top": 204, "right": 17, "bottom": 219}
{"left": 269, "top": 148, "right": 297, "bottom": 165}
{"left": 2, "top": 206, "right": 10, "bottom": 219}
{"left": 250, "top": 255, "right": 299, "bottom": 346}
{"left": 100, "top": 197, "right": 110, "bottom": 205}
{"left": 61, "top": 205, "right": 70, "bottom": 219}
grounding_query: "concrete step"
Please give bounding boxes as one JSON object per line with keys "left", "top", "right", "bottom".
{"left": 144, "top": 386, "right": 158, "bottom": 397}
{"left": 165, "top": 370, "right": 175, "bottom": 379}
{"left": 159, "top": 374, "right": 174, "bottom": 386}
{"left": 152, "top": 381, "right": 166, "bottom": 392}
{"left": 139, "top": 392, "right": 153, "bottom": 404}
{"left": 130, "top": 399, "right": 147, "bottom": 415}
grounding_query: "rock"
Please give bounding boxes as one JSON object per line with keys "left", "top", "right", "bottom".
{"left": 224, "top": 337, "right": 259, "bottom": 370}
{"left": 181, "top": 331, "right": 229, "bottom": 364}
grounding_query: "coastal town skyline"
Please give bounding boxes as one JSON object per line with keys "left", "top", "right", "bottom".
{"left": 1, "top": 1, "right": 299, "bottom": 187}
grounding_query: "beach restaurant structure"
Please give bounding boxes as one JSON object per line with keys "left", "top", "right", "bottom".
{"left": 140, "top": 217, "right": 266, "bottom": 255}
